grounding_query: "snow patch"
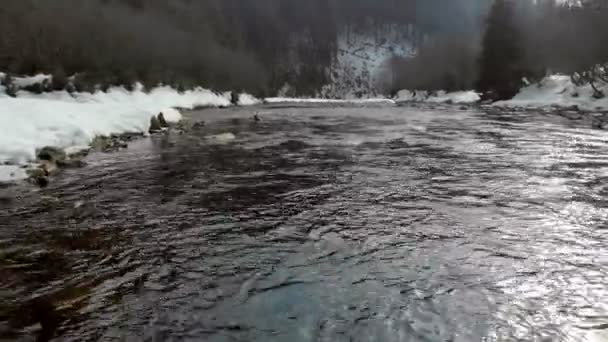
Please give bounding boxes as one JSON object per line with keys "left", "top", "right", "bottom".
{"left": 238, "top": 93, "right": 261, "bottom": 106}
{"left": 428, "top": 91, "right": 481, "bottom": 104}
{"left": 0, "top": 165, "right": 28, "bottom": 183}
{"left": 12, "top": 73, "right": 52, "bottom": 88}
{"left": 395, "top": 90, "right": 430, "bottom": 102}
{"left": 265, "top": 97, "right": 395, "bottom": 105}
{"left": 395, "top": 90, "right": 480, "bottom": 104}
{"left": 494, "top": 74, "right": 608, "bottom": 111}
{"left": 159, "top": 108, "right": 182, "bottom": 123}
{"left": 0, "top": 84, "right": 232, "bottom": 182}
{"left": 208, "top": 133, "right": 236, "bottom": 143}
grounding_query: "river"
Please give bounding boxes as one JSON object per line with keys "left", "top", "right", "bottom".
{"left": 1, "top": 103, "right": 607, "bottom": 341}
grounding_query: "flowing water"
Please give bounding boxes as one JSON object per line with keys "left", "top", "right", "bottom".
{"left": 1, "top": 104, "right": 608, "bottom": 341}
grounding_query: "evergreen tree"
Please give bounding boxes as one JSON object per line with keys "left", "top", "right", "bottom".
{"left": 477, "top": 0, "right": 525, "bottom": 100}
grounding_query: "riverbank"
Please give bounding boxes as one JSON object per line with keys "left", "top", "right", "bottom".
{"left": 3, "top": 72, "right": 608, "bottom": 186}
{"left": 0, "top": 76, "right": 265, "bottom": 184}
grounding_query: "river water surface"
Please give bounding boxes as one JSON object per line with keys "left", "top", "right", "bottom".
{"left": 1, "top": 104, "right": 608, "bottom": 341}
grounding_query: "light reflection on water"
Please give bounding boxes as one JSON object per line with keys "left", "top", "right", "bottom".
{"left": 1, "top": 104, "right": 607, "bottom": 341}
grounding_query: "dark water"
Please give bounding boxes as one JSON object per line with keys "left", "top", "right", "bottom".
{"left": 1, "top": 104, "right": 608, "bottom": 341}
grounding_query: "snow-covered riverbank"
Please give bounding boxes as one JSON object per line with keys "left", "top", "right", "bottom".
{"left": 494, "top": 75, "right": 608, "bottom": 111}
{"left": 3, "top": 71, "right": 608, "bottom": 184}
{"left": 394, "top": 74, "right": 608, "bottom": 112}
{"left": 0, "top": 78, "right": 245, "bottom": 182}
{"left": 394, "top": 90, "right": 481, "bottom": 104}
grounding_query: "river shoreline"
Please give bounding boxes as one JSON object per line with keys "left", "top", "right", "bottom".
{"left": 3, "top": 101, "right": 608, "bottom": 189}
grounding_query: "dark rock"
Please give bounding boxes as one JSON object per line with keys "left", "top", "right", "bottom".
{"left": 2, "top": 75, "right": 18, "bottom": 97}
{"left": 230, "top": 91, "right": 239, "bottom": 106}
{"left": 91, "top": 135, "right": 130, "bottom": 152}
{"left": 158, "top": 113, "right": 169, "bottom": 128}
{"left": 459, "top": 105, "right": 468, "bottom": 110}
{"left": 40, "top": 161, "right": 57, "bottom": 175}
{"left": 279, "top": 140, "right": 309, "bottom": 151}
{"left": 192, "top": 121, "right": 206, "bottom": 130}
{"left": 592, "top": 120, "right": 605, "bottom": 129}
{"left": 65, "top": 82, "right": 77, "bottom": 93}
{"left": 566, "top": 105, "right": 580, "bottom": 111}
{"left": 91, "top": 136, "right": 111, "bottom": 151}
{"left": 34, "top": 176, "right": 49, "bottom": 188}
{"left": 4, "top": 84, "right": 19, "bottom": 97}
{"left": 37, "top": 146, "right": 66, "bottom": 163}
{"left": 26, "top": 167, "right": 48, "bottom": 178}
{"left": 23, "top": 83, "right": 45, "bottom": 94}
{"left": 68, "top": 148, "right": 91, "bottom": 159}
{"left": 592, "top": 91, "right": 605, "bottom": 99}
{"left": 149, "top": 116, "right": 162, "bottom": 133}
{"left": 51, "top": 67, "right": 69, "bottom": 91}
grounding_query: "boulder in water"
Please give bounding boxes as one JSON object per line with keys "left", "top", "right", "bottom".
{"left": 149, "top": 116, "right": 162, "bottom": 133}
{"left": 230, "top": 91, "right": 239, "bottom": 106}
{"left": 192, "top": 121, "right": 206, "bottom": 130}
{"left": 37, "top": 146, "right": 66, "bottom": 164}
{"left": 26, "top": 167, "right": 48, "bottom": 178}
{"left": 158, "top": 112, "right": 169, "bottom": 128}
{"left": 26, "top": 167, "right": 50, "bottom": 188}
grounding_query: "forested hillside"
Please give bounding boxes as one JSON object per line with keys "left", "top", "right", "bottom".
{"left": 0, "top": 0, "right": 607, "bottom": 97}
{"left": 0, "top": 0, "right": 487, "bottom": 96}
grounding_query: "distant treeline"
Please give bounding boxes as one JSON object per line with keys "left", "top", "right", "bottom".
{"left": 385, "top": 0, "right": 608, "bottom": 99}
{"left": 0, "top": 0, "right": 486, "bottom": 96}
{"left": 0, "top": 0, "right": 607, "bottom": 98}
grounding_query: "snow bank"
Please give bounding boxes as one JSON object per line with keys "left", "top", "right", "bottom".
{"left": 238, "top": 93, "right": 261, "bottom": 106}
{"left": 265, "top": 97, "right": 396, "bottom": 105}
{"left": 13, "top": 73, "right": 52, "bottom": 88}
{"left": 395, "top": 90, "right": 430, "bottom": 102}
{"left": 395, "top": 90, "right": 480, "bottom": 104}
{"left": 0, "top": 84, "right": 231, "bottom": 181}
{"left": 494, "top": 74, "right": 608, "bottom": 111}
{"left": 427, "top": 90, "right": 481, "bottom": 104}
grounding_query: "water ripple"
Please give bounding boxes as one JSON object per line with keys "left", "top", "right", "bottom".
{"left": 1, "top": 105, "right": 607, "bottom": 341}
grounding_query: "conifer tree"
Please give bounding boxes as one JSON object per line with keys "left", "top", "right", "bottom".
{"left": 477, "top": 0, "right": 525, "bottom": 100}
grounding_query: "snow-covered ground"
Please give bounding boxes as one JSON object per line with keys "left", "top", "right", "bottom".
{"left": 12, "top": 73, "right": 52, "bottom": 88}
{"left": 395, "top": 90, "right": 481, "bottom": 104}
{"left": 238, "top": 93, "right": 262, "bottom": 106}
{"left": 494, "top": 74, "right": 608, "bottom": 111}
{"left": 265, "top": 97, "right": 395, "bottom": 104}
{"left": 0, "top": 76, "right": 255, "bottom": 182}
{"left": 7, "top": 69, "right": 607, "bottom": 184}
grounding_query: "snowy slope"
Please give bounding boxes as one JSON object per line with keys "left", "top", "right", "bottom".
{"left": 0, "top": 81, "right": 250, "bottom": 181}
{"left": 494, "top": 75, "right": 608, "bottom": 111}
